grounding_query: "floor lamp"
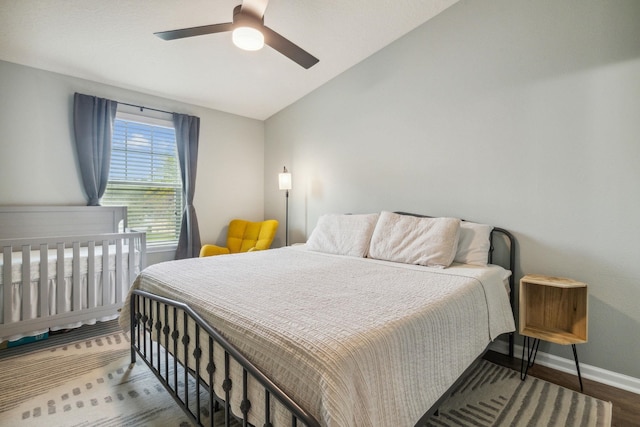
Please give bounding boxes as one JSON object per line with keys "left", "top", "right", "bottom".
{"left": 278, "top": 166, "right": 292, "bottom": 246}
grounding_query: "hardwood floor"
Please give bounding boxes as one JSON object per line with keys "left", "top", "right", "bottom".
{"left": 484, "top": 351, "right": 640, "bottom": 427}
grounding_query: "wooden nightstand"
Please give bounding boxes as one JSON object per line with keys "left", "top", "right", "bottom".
{"left": 519, "top": 274, "right": 588, "bottom": 391}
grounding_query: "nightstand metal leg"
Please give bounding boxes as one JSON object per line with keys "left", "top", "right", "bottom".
{"left": 572, "top": 344, "right": 584, "bottom": 392}
{"left": 520, "top": 338, "right": 585, "bottom": 393}
{"left": 520, "top": 337, "right": 540, "bottom": 381}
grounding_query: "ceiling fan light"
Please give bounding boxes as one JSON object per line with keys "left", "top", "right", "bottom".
{"left": 232, "top": 27, "right": 264, "bottom": 51}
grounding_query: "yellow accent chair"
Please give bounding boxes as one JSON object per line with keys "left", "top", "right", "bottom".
{"left": 199, "top": 219, "right": 279, "bottom": 257}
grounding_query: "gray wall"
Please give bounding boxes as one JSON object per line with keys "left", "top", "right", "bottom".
{"left": 265, "top": 0, "right": 640, "bottom": 379}
{"left": 0, "top": 60, "right": 265, "bottom": 265}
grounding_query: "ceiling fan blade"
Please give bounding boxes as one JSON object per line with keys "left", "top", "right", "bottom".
{"left": 154, "top": 22, "right": 233, "bottom": 41}
{"left": 263, "top": 26, "right": 319, "bottom": 69}
{"left": 241, "top": 0, "right": 269, "bottom": 19}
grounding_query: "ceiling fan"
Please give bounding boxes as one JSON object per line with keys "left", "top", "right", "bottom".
{"left": 154, "top": 0, "right": 319, "bottom": 69}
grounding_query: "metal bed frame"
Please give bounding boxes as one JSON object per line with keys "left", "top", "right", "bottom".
{"left": 129, "top": 215, "right": 516, "bottom": 427}
{"left": 130, "top": 291, "right": 320, "bottom": 427}
{"left": 489, "top": 225, "right": 516, "bottom": 358}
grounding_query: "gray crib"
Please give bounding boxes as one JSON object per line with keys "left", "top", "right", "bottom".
{"left": 0, "top": 206, "right": 146, "bottom": 343}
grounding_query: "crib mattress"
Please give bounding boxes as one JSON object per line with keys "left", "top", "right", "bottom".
{"left": 1, "top": 245, "right": 134, "bottom": 282}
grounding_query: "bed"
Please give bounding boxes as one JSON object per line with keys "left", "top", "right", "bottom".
{"left": 0, "top": 206, "right": 146, "bottom": 343}
{"left": 121, "top": 211, "right": 516, "bottom": 427}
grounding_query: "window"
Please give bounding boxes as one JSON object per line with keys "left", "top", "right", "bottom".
{"left": 103, "top": 111, "right": 183, "bottom": 248}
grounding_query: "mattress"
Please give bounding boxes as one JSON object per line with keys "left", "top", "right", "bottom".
{"left": 120, "top": 245, "right": 515, "bottom": 427}
{"left": 1, "top": 245, "right": 139, "bottom": 341}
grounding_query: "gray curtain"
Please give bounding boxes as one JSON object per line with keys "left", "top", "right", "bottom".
{"left": 174, "top": 113, "right": 202, "bottom": 259}
{"left": 73, "top": 93, "right": 118, "bottom": 206}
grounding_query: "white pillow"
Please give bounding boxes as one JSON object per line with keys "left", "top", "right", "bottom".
{"left": 454, "top": 221, "right": 494, "bottom": 266}
{"left": 306, "top": 213, "right": 379, "bottom": 257}
{"left": 368, "top": 211, "right": 461, "bottom": 268}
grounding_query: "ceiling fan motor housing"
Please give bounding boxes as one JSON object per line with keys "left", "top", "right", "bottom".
{"left": 233, "top": 5, "right": 264, "bottom": 30}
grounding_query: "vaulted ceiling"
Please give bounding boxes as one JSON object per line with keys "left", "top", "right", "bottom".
{"left": 0, "top": 0, "right": 458, "bottom": 120}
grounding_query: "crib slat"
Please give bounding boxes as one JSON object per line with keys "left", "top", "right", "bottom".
{"left": 87, "top": 241, "right": 95, "bottom": 308}
{"left": 3, "top": 246, "right": 12, "bottom": 324}
{"left": 139, "top": 233, "right": 147, "bottom": 273}
{"left": 39, "top": 243, "right": 48, "bottom": 317}
{"left": 21, "top": 246, "right": 32, "bottom": 320}
{"left": 102, "top": 240, "right": 109, "bottom": 306}
{"left": 128, "top": 236, "right": 135, "bottom": 288}
{"left": 56, "top": 242, "right": 64, "bottom": 314}
{"left": 115, "top": 238, "right": 123, "bottom": 303}
{"left": 72, "top": 241, "right": 80, "bottom": 311}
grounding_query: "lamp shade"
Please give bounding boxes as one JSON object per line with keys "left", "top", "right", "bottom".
{"left": 279, "top": 167, "right": 292, "bottom": 190}
{"left": 232, "top": 27, "right": 264, "bottom": 51}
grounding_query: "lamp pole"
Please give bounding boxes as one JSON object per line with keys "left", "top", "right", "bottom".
{"left": 278, "top": 166, "right": 292, "bottom": 246}
{"left": 285, "top": 188, "right": 289, "bottom": 246}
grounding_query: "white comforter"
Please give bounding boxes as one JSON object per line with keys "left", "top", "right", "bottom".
{"left": 120, "top": 246, "right": 515, "bottom": 427}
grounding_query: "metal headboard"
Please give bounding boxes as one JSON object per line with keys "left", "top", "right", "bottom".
{"left": 395, "top": 212, "right": 516, "bottom": 357}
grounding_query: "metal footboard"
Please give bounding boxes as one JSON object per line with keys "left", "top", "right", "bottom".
{"left": 129, "top": 289, "right": 321, "bottom": 427}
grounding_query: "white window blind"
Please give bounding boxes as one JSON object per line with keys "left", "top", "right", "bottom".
{"left": 103, "top": 113, "right": 183, "bottom": 247}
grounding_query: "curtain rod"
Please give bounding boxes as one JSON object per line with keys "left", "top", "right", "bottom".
{"left": 118, "top": 101, "right": 174, "bottom": 116}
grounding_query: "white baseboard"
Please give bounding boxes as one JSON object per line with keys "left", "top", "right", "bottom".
{"left": 489, "top": 340, "right": 640, "bottom": 395}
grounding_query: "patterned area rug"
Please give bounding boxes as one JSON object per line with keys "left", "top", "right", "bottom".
{"left": 0, "top": 329, "right": 611, "bottom": 427}
{"left": 424, "top": 359, "right": 612, "bottom": 427}
{"left": 0, "top": 331, "right": 235, "bottom": 427}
